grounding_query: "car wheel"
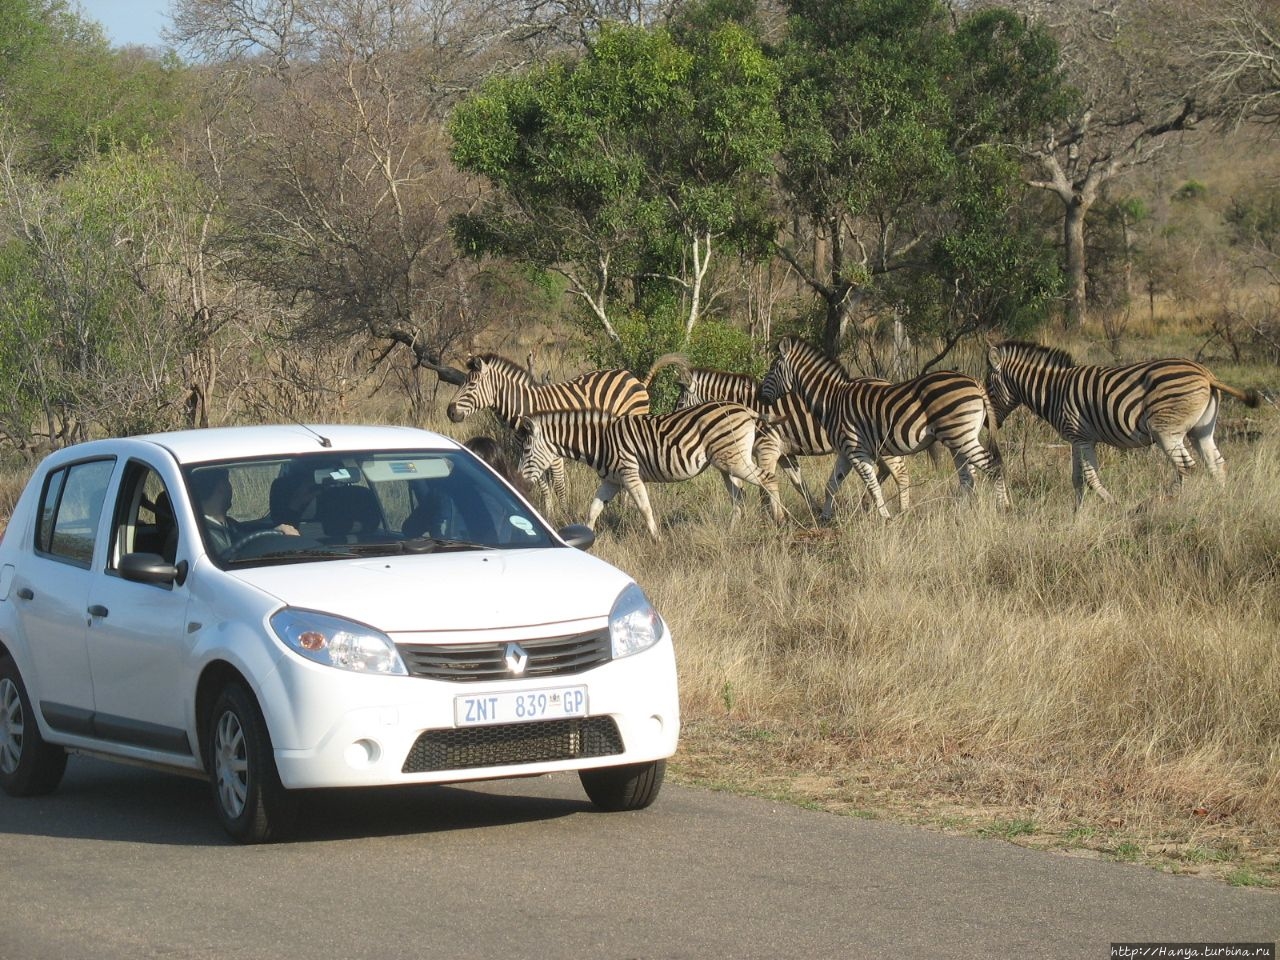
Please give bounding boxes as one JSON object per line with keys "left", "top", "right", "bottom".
{"left": 0, "top": 655, "right": 68, "bottom": 797}
{"left": 206, "top": 681, "right": 298, "bottom": 843}
{"left": 579, "top": 759, "right": 666, "bottom": 812}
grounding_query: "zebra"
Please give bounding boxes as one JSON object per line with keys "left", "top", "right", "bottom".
{"left": 984, "top": 340, "right": 1262, "bottom": 507}
{"left": 514, "top": 401, "right": 784, "bottom": 539}
{"left": 647, "top": 353, "right": 911, "bottom": 515}
{"left": 446, "top": 353, "right": 652, "bottom": 511}
{"left": 759, "top": 337, "right": 1009, "bottom": 521}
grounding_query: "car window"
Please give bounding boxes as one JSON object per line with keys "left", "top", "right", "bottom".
{"left": 108, "top": 461, "right": 179, "bottom": 568}
{"left": 35, "top": 458, "right": 117, "bottom": 567}
{"left": 184, "top": 449, "right": 553, "bottom": 567}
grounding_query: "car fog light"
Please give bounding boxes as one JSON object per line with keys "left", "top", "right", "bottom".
{"left": 344, "top": 739, "right": 381, "bottom": 768}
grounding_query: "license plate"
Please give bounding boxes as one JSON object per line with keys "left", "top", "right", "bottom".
{"left": 454, "top": 686, "right": 588, "bottom": 727}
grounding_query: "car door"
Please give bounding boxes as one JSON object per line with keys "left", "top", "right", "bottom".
{"left": 83, "top": 459, "right": 195, "bottom": 757}
{"left": 10, "top": 457, "right": 118, "bottom": 736}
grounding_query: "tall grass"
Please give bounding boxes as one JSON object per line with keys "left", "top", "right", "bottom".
{"left": 590, "top": 415, "right": 1280, "bottom": 833}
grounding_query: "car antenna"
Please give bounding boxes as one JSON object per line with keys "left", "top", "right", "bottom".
{"left": 306, "top": 426, "right": 333, "bottom": 448}
{"left": 259, "top": 398, "right": 333, "bottom": 447}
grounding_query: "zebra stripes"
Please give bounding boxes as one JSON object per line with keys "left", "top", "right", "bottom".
{"left": 515, "top": 401, "right": 783, "bottom": 538}
{"left": 760, "top": 337, "right": 1009, "bottom": 520}
{"left": 446, "top": 353, "right": 651, "bottom": 510}
{"left": 984, "top": 340, "right": 1262, "bottom": 506}
{"left": 447, "top": 353, "right": 651, "bottom": 424}
{"left": 649, "top": 353, "right": 909, "bottom": 514}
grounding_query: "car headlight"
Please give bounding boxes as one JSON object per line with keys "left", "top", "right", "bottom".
{"left": 270, "top": 608, "right": 408, "bottom": 675}
{"left": 609, "top": 583, "right": 665, "bottom": 659}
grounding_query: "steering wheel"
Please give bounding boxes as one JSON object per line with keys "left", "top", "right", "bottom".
{"left": 225, "top": 528, "right": 286, "bottom": 560}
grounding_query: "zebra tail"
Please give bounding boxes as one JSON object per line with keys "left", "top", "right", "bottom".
{"left": 1211, "top": 379, "right": 1262, "bottom": 408}
{"left": 983, "top": 392, "right": 1005, "bottom": 468}
{"left": 643, "top": 353, "right": 691, "bottom": 387}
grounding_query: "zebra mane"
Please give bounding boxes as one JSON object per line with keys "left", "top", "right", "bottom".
{"left": 997, "top": 340, "right": 1077, "bottom": 369}
{"left": 471, "top": 353, "right": 535, "bottom": 383}
{"left": 779, "top": 337, "right": 852, "bottom": 378}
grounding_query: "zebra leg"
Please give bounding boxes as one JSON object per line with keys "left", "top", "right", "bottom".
{"left": 586, "top": 480, "right": 623, "bottom": 531}
{"left": 620, "top": 472, "right": 661, "bottom": 539}
{"left": 821, "top": 452, "right": 852, "bottom": 523}
{"left": 880, "top": 456, "right": 910, "bottom": 513}
{"left": 548, "top": 458, "right": 570, "bottom": 515}
{"left": 719, "top": 471, "right": 747, "bottom": 523}
{"left": 751, "top": 433, "right": 790, "bottom": 522}
{"left": 1073, "top": 442, "right": 1114, "bottom": 506}
{"left": 849, "top": 454, "right": 890, "bottom": 519}
{"left": 780, "top": 455, "right": 812, "bottom": 507}
{"left": 1187, "top": 426, "right": 1226, "bottom": 481}
{"left": 1153, "top": 431, "right": 1197, "bottom": 495}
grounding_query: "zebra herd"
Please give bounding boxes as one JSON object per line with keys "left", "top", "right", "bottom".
{"left": 444, "top": 338, "right": 1263, "bottom": 538}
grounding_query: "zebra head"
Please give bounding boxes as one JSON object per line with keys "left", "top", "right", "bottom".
{"left": 759, "top": 337, "right": 801, "bottom": 406}
{"left": 514, "top": 414, "right": 556, "bottom": 489}
{"left": 673, "top": 377, "right": 702, "bottom": 410}
{"left": 446, "top": 356, "right": 493, "bottom": 423}
{"left": 985, "top": 340, "right": 1071, "bottom": 426}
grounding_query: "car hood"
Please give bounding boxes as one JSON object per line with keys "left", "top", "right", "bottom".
{"left": 227, "top": 547, "right": 631, "bottom": 633}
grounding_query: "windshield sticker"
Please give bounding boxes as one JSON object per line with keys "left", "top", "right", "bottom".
{"left": 509, "top": 516, "right": 537, "bottom": 536}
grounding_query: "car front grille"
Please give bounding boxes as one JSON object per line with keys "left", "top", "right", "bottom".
{"left": 401, "top": 717, "right": 625, "bottom": 773}
{"left": 397, "top": 629, "right": 611, "bottom": 682}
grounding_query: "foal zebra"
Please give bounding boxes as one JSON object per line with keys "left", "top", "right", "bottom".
{"left": 985, "top": 340, "right": 1262, "bottom": 506}
{"left": 648, "top": 354, "right": 910, "bottom": 514}
{"left": 759, "top": 337, "right": 1009, "bottom": 520}
{"left": 446, "top": 353, "right": 651, "bottom": 510}
{"left": 515, "top": 401, "right": 783, "bottom": 539}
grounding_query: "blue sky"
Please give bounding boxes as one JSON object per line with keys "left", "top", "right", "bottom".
{"left": 77, "top": 0, "right": 172, "bottom": 49}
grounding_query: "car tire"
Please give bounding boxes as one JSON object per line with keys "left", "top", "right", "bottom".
{"left": 579, "top": 759, "right": 666, "bottom": 812}
{"left": 0, "top": 655, "right": 68, "bottom": 797}
{"left": 206, "top": 681, "right": 298, "bottom": 843}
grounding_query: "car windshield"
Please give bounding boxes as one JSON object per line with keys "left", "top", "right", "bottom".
{"left": 185, "top": 449, "right": 553, "bottom": 566}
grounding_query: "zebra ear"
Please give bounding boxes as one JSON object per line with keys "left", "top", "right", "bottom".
{"left": 515, "top": 414, "right": 536, "bottom": 436}
{"left": 466, "top": 354, "right": 481, "bottom": 372}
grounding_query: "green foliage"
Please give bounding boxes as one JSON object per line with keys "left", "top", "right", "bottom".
{"left": 686, "top": 321, "right": 762, "bottom": 376}
{"left": 449, "top": 19, "right": 780, "bottom": 354}
{"left": 776, "top": 0, "right": 1072, "bottom": 352}
{"left": 1225, "top": 184, "right": 1280, "bottom": 254}
{"left": 1173, "top": 180, "right": 1208, "bottom": 203}
{"left": 0, "top": 145, "right": 203, "bottom": 445}
{"left": 0, "top": 0, "right": 189, "bottom": 178}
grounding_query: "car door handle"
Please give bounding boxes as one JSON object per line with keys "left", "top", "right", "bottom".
{"left": 16, "top": 587, "right": 33, "bottom": 600}
{"left": 87, "top": 604, "right": 109, "bottom": 618}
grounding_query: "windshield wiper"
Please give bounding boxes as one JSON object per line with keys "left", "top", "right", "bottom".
{"left": 401, "top": 536, "right": 491, "bottom": 554}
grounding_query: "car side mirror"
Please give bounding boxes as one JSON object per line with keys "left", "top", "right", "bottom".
{"left": 557, "top": 524, "right": 596, "bottom": 551}
{"left": 119, "top": 551, "right": 188, "bottom": 587}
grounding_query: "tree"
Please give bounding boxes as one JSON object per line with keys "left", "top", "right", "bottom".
{"left": 1186, "top": 0, "right": 1280, "bottom": 131}
{"left": 0, "top": 139, "right": 217, "bottom": 447}
{"left": 170, "top": 0, "right": 518, "bottom": 387}
{"left": 1006, "top": 0, "right": 1218, "bottom": 327}
{"left": 0, "top": 0, "right": 189, "bottom": 178}
{"left": 448, "top": 17, "right": 781, "bottom": 367}
{"left": 774, "top": 0, "right": 1070, "bottom": 357}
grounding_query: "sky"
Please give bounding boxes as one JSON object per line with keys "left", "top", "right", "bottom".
{"left": 76, "top": 0, "right": 173, "bottom": 50}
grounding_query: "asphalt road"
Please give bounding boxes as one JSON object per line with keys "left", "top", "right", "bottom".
{"left": 0, "top": 757, "right": 1275, "bottom": 960}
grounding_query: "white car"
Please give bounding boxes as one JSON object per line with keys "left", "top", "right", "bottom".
{"left": 0, "top": 424, "right": 679, "bottom": 842}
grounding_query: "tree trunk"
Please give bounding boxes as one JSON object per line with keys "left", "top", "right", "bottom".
{"left": 1064, "top": 196, "right": 1089, "bottom": 328}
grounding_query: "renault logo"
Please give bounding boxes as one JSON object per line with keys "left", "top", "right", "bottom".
{"left": 504, "top": 642, "right": 530, "bottom": 675}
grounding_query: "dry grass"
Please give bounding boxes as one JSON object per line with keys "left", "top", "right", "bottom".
{"left": 586, "top": 410, "right": 1280, "bottom": 887}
